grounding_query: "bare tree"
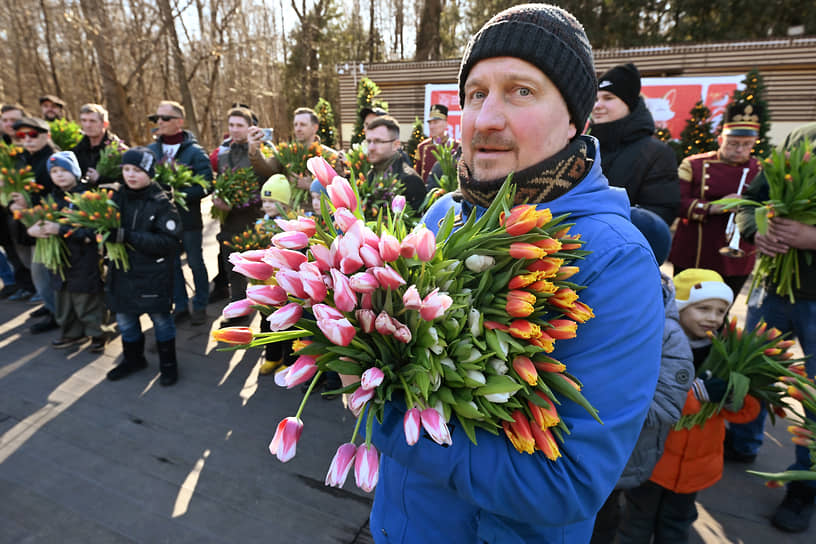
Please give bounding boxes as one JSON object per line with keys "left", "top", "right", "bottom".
{"left": 415, "top": 0, "right": 441, "bottom": 60}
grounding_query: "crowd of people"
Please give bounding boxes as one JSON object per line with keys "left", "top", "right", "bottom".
{"left": 1, "top": 3, "right": 814, "bottom": 541}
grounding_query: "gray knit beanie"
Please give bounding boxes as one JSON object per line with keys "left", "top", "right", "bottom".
{"left": 458, "top": 3, "right": 597, "bottom": 129}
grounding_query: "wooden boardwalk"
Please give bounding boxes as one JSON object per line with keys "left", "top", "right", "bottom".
{"left": 0, "top": 217, "right": 813, "bottom": 543}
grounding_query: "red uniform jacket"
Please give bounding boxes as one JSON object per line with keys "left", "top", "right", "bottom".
{"left": 414, "top": 135, "right": 460, "bottom": 184}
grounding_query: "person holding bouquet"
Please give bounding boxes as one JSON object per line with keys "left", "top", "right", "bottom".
{"left": 617, "top": 269, "right": 760, "bottom": 543}
{"left": 105, "top": 147, "right": 183, "bottom": 386}
{"left": 729, "top": 122, "right": 816, "bottom": 533}
{"left": 363, "top": 5, "right": 664, "bottom": 542}
{"left": 26, "top": 151, "right": 108, "bottom": 351}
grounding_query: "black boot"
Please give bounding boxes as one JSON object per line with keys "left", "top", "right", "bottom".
{"left": 157, "top": 338, "right": 178, "bottom": 386}
{"left": 107, "top": 335, "right": 148, "bottom": 381}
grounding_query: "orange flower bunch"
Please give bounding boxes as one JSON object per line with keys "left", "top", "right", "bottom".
{"left": 0, "top": 143, "right": 43, "bottom": 206}
{"left": 13, "top": 195, "right": 70, "bottom": 278}
{"left": 60, "top": 189, "right": 128, "bottom": 271}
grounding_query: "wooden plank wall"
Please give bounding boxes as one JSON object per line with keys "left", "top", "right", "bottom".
{"left": 337, "top": 38, "right": 816, "bottom": 148}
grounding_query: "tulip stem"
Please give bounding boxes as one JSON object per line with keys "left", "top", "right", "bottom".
{"left": 295, "top": 370, "right": 323, "bottom": 420}
{"left": 350, "top": 405, "right": 365, "bottom": 444}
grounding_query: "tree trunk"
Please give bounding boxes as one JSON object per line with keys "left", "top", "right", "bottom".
{"left": 156, "top": 0, "right": 200, "bottom": 137}
{"left": 415, "top": 0, "right": 442, "bottom": 61}
{"left": 368, "top": 0, "right": 376, "bottom": 63}
{"left": 39, "top": 0, "right": 63, "bottom": 98}
{"left": 78, "top": 0, "right": 134, "bottom": 143}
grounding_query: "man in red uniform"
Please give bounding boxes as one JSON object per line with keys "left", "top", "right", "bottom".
{"left": 414, "top": 104, "right": 460, "bottom": 184}
{"left": 669, "top": 103, "right": 762, "bottom": 296}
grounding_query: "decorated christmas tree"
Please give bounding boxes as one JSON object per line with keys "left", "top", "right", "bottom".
{"left": 678, "top": 101, "right": 718, "bottom": 158}
{"left": 727, "top": 69, "right": 772, "bottom": 158}
{"left": 654, "top": 127, "right": 683, "bottom": 165}
{"left": 405, "top": 117, "right": 425, "bottom": 167}
{"left": 350, "top": 77, "right": 388, "bottom": 146}
{"left": 314, "top": 97, "right": 337, "bottom": 149}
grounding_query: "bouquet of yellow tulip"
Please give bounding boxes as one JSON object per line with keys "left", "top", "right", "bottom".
{"left": 60, "top": 189, "right": 128, "bottom": 270}
{"left": 0, "top": 143, "right": 43, "bottom": 206}
{"left": 13, "top": 196, "right": 70, "bottom": 279}
{"left": 210, "top": 167, "right": 259, "bottom": 223}
{"left": 212, "top": 157, "right": 599, "bottom": 492}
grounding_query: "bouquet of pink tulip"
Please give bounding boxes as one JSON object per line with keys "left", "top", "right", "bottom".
{"left": 212, "top": 156, "right": 600, "bottom": 492}
{"left": 674, "top": 317, "right": 807, "bottom": 429}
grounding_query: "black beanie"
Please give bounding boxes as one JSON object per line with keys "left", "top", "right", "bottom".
{"left": 598, "top": 63, "right": 641, "bottom": 112}
{"left": 121, "top": 147, "right": 156, "bottom": 178}
{"left": 458, "top": 4, "right": 596, "bottom": 129}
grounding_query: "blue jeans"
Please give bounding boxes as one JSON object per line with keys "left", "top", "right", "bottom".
{"left": 31, "top": 261, "right": 58, "bottom": 314}
{"left": 0, "top": 249, "right": 14, "bottom": 286}
{"left": 173, "top": 229, "right": 209, "bottom": 312}
{"left": 729, "top": 288, "right": 816, "bottom": 483}
{"left": 116, "top": 311, "right": 176, "bottom": 343}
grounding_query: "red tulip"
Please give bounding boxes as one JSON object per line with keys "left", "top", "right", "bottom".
{"left": 360, "top": 367, "right": 385, "bottom": 390}
{"left": 420, "top": 408, "right": 452, "bottom": 446}
{"left": 267, "top": 302, "right": 303, "bottom": 331}
{"left": 500, "top": 204, "right": 551, "bottom": 236}
{"left": 328, "top": 175, "right": 358, "bottom": 210}
{"left": 533, "top": 357, "right": 566, "bottom": 373}
{"left": 325, "top": 443, "right": 357, "bottom": 487}
{"left": 317, "top": 317, "right": 356, "bottom": 346}
{"left": 559, "top": 234, "right": 582, "bottom": 250}
{"left": 528, "top": 279, "right": 557, "bottom": 294}
{"left": 355, "top": 309, "right": 376, "bottom": 333}
{"left": 354, "top": 443, "right": 379, "bottom": 492}
{"left": 404, "top": 408, "right": 421, "bottom": 445}
{"left": 512, "top": 355, "right": 539, "bottom": 386}
{"left": 378, "top": 233, "right": 401, "bottom": 262}
{"left": 527, "top": 257, "right": 564, "bottom": 276}
{"left": 507, "top": 319, "right": 541, "bottom": 339}
{"left": 212, "top": 326, "right": 254, "bottom": 345}
{"left": 331, "top": 269, "right": 357, "bottom": 313}
{"left": 274, "top": 216, "right": 316, "bottom": 237}
{"left": 554, "top": 265, "right": 579, "bottom": 280}
{"left": 563, "top": 301, "right": 594, "bottom": 323}
{"left": 307, "top": 156, "right": 339, "bottom": 187}
{"left": 284, "top": 355, "right": 318, "bottom": 388}
{"left": 269, "top": 416, "right": 303, "bottom": 462}
{"left": 509, "top": 242, "right": 548, "bottom": 260}
{"left": 222, "top": 298, "right": 254, "bottom": 319}
{"left": 548, "top": 287, "right": 579, "bottom": 310}
{"left": 506, "top": 290, "right": 537, "bottom": 318}
{"left": 246, "top": 284, "right": 288, "bottom": 306}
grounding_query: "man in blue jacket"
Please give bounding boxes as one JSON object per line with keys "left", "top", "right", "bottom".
{"left": 146, "top": 100, "right": 213, "bottom": 326}
{"left": 367, "top": 4, "right": 664, "bottom": 542}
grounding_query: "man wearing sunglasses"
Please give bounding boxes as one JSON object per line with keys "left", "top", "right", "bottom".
{"left": 9, "top": 117, "right": 60, "bottom": 332}
{"left": 146, "top": 101, "right": 213, "bottom": 325}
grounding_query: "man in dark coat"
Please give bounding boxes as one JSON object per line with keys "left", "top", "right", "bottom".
{"left": 71, "top": 103, "right": 126, "bottom": 186}
{"left": 146, "top": 100, "right": 212, "bottom": 325}
{"left": 365, "top": 115, "right": 426, "bottom": 211}
{"left": 590, "top": 63, "right": 680, "bottom": 225}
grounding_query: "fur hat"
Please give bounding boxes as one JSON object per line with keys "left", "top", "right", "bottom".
{"left": 261, "top": 174, "right": 291, "bottom": 204}
{"left": 121, "top": 147, "right": 157, "bottom": 178}
{"left": 48, "top": 151, "right": 82, "bottom": 180}
{"left": 598, "top": 63, "right": 641, "bottom": 113}
{"left": 458, "top": 3, "right": 596, "bottom": 128}
{"left": 674, "top": 268, "right": 734, "bottom": 311}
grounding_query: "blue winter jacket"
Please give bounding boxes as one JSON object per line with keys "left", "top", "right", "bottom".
{"left": 368, "top": 136, "right": 664, "bottom": 543}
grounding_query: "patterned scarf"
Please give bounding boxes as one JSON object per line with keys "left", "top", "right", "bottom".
{"left": 457, "top": 137, "right": 592, "bottom": 208}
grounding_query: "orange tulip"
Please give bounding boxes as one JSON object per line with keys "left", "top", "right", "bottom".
{"left": 529, "top": 393, "right": 560, "bottom": 428}
{"left": 509, "top": 242, "right": 549, "bottom": 260}
{"left": 554, "top": 266, "right": 579, "bottom": 280}
{"left": 509, "top": 270, "right": 540, "bottom": 289}
{"left": 506, "top": 290, "right": 537, "bottom": 318}
{"left": 512, "top": 355, "right": 539, "bottom": 386}
{"left": 564, "top": 301, "right": 594, "bottom": 323}
{"left": 533, "top": 356, "right": 566, "bottom": 373}
{"left": 527, "top": 257, "right": 563, "bottom": 276}
{"left": 530, "top": 424, "right": 561, "bottom": 460}
{"left": 508, "top": 320, "right": 541, "bottom": 339}
{"left": 500, "top": 205, "right": 551, "bottom": 236}
{"left": 502, "top": 410, "right": 535, "bottom": 454}
{"left": 548, "top": 287, "right": 578, "bottom": 309}
{"left": 212, "top": 326, "right": 254, "bottom": 345}
{"left": 557, "top": 374, "right": 582, "bottom": 391}
{"left": 546, "top": 319, "right": 577, "bottom": 340}
{"left": 560, "top": 234, "right": 582, "bottom": 250}
{"left": 528, "top": 279, "right": 557, "bottom": 294}
{"left": 529, "top": 332, "right": 555, "bottom": 353}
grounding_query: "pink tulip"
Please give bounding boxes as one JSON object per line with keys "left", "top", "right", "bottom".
{"left": 361, "top": 225, "right": 381, "bottom": 249}
{"left": 284, "top": 355, "right": 318, "bottom": 388}
{"left": 360, "top": 367, "right": 385, "bottom": 390}
{"left": 337, "top": 233, "right": 364, "bottom": 275}
{"left": 402, "top": 285, "right": 422, "bottom": 310}
{"left": 349, "top": 271, "right": 379, "bottom": 294}
{"left": 359, "top": 245, "right": 384, "bottom": 268}
{"left": 238, "top": 249, "right": 267, "bottom": 262}
{"left": 276, "top": 269, "right": 308, "bottom": 298}
{"left": 375, "top": 311, "right": 397, "bottom": 336}
{"left": 400, "top": 230, "right": 419, "bottom": 259}
{"left": 404, "top": 408, "right": 421, "bottom": 446}
{"left": 275, "top": 216, "right": 316, "bottom": 237}
{"left": 272, "top": 231, "right": 310, "bottom": 250}
{"left": 325, "top": 443, "right": 357, "bottom": 487}
{"left": 378, "top": 233, "right": 401, "bottom": 262}
{"left": 349, "top": 387, "right": 375, "bottom": 417}
{"left": 307, "top": 156, "right": 339, "bottom": 187}
{"left": 371, "top": 266, "right": 406, "bottom": 290}
{"left": 267, "top": 302, "right": 303, "bottom": 331}
{"left": 312, "top": 303, "right": 345, "bottom": 321}
{"left": 354, "top": 443, "right": 380, "bottom": 493}
{"left": 246, "top": 284, "right": 288, "bottom": 306}
{"left": 420, "top": 289, "right": 453, "bottom": 321}
{"left": 355, "top": 309, "right": 376, "bottom": 333}
{"left": 274, "top": 366, "right": 290, "bottom": 387}
{"left": 263, "top": 248, "right": 307, "bottom": 271}
{"left": 327, "top": 175, "right": 358, "bottom": 210}
{"left": 231, "top": 259, "right": 276, "bottom": 281}
{"left": 317, "top": 317, "right": 356, "bottom": 346}
{"left": 331, "top": 269, "right": 357, "bottom": 313}
{"left": 269, "top": 416, "right": 304, "bottom": 462}
{"left": 330, "top": 236, "right": 342, "bottom": 268}
{"left": 360, "top": 293, "right": 373, "bottom": 310}
{"left": 310, "top": 244, "right": 333, "bottom": 272}
{"left": 222, "top": 298, "right": 254, "bottom": 319}
{"left": 339, "top": 254, "right": 365, "bottom": 275}
{"left": 393, "top": 321, "right": 412, "bottom": 344}
{"left": 420, "top": 408, "right": 452, "bottom": 446}
{"left": 391, "top": 195, "right": 406, "bottom": 214}
{"left": 413, "top": 226, "right": 436, "bottom": 262}
{"left": 333, "top": 207, "right": 359, "bottom": 233}
{"left": 299, "top": 262, "right": 328, "bottom": 303}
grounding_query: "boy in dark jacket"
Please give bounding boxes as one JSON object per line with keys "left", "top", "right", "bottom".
{"left": 105, "top": 148, "right": 183, "bottom": 386}
{"left": 26, "top": 151, "right": 108, "bottom": 351}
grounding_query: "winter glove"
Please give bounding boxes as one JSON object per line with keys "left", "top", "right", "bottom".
{"left": 692, "top": 371, "right": 728, "bottom": 403}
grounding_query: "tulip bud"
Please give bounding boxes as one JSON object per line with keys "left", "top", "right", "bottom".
{"left": 360, "top": 367, "right": 385, "bottom": 390}
{"left": 325, "top": 443, "right": 357, "bottom": 488}
{"left": 512, "top": 355, "right": 539, "bottom": 386}
{"left": 402, "top": 285, "right": 423, "bottom": 310}
{"left": 307, "top": 156, "right": 339, "bottom": 187}
{"left": 354, "top": 443, "right": 380, "bottom": 492}
{"left": 267, "top": 302, "right": 303, "bottom": 331}
{"left": 246, "top": 284, "right": 288, "bottom": 306}
{"left": 348, "top": 387, "right": 375, "bottom": 417}
{"left": 212, "top": 326, "right": 254, "bottom": 345}
{"left": 284, "top": 355, "right": 318, "bottom": 388}
{"left": 269, "top": 417, "right": 304, "bottom": 462}
{"left": 378, "top": 233, "right": 401, "bottom": 262}
{"left": 404, "top": 408, "right": 421, "bottom": 445}
{"left": 420, "top": 408, "right": 452, "bottom": 446}
{"left": 222, "top": 298, "right": 254, "bottom": 319}
{"left": 391, "top": 195, "right": 406, "bottom": 213}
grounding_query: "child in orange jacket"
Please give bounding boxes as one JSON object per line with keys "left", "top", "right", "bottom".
{"left": 618, "top": 269, "right": 761, "bottom": 543}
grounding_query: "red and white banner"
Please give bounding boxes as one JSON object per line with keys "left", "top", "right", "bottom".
{"left": 425, "top": 75, "right": 744, "bottom": 141}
